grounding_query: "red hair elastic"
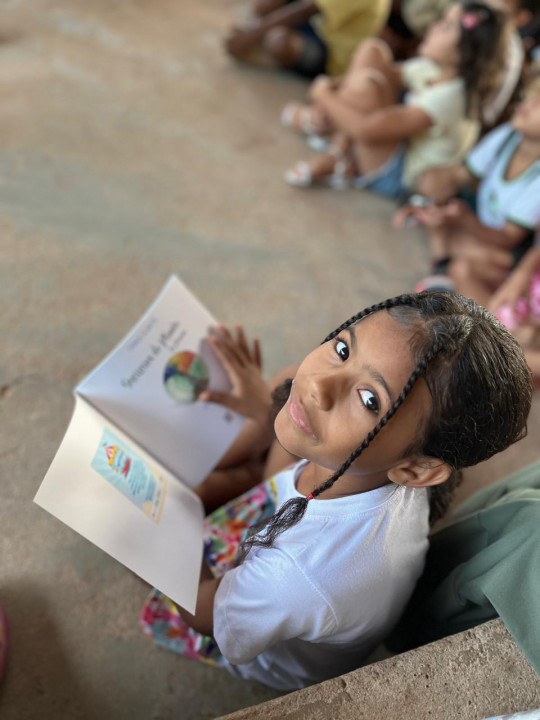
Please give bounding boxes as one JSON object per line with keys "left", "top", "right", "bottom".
{"left": 306, "top": 492, "right": 315, "bottom": 501}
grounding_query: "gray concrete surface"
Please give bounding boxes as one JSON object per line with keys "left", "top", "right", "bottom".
{"left": 219, "top": 620, "right": 540, "bottom": 720}
{"left": 0, "top": 1, "right": 539, "bottom": 719}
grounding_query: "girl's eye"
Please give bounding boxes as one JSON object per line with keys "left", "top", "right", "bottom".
{"left": 335, "top": 339, "right": 349, "bottom": 361}
{"left": 359, "top": 389, "right": 380, "bottom": 414}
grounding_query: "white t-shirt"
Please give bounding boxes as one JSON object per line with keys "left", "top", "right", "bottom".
{"left": 401, "top": 57, "right": 471, "bottom": 189}
{"left": 213, "top": 461, "right": 430, "bottom": 691}
{"left": 466, "top": 122, "right": 540, "bottom": 230}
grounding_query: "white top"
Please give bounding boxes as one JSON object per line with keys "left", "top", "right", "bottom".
{"left": 213, "top": 461, "right": 430, "bottom": 691}
{"left": 401, "top": 57, "right": 471, "bottom": 189}
{"left": 466, "top": 122, "right": 540, "bottom": 230}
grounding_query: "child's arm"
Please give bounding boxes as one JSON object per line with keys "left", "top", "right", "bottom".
{"left": 225, "top": 0, "right": 318, "bottom": 57}
{"left": 310, "top": 78, "right": 432, "bottom": 143}
{"left": 417, "top": 164, "right": 476, "bottom": 204}
{"left": 489, "top": 246, "right": 540, "bottom": 314}
{"left": 410, "top": 200, "right": 531, "bottom": 251}
{"left": 175, "top": 560, "right": 221, "bottom": 636}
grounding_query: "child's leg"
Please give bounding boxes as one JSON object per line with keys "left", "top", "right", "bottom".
{"left": 449, "top": 247, "right": 513, "bottom": 307}
{"left": 281, "top": 39, "right": 398, "bottom": 136}
{"left": 339, "top": 38, "right": 401, "bottom": 105}
{"left": 262, "top": 25, "right": 326, "bottom": 77}
{"left": 284, "top": 134, "right": 357, "bottom": 187}
{"left": 252, "top": 0, "right": 289, "bottom": 18}
{"left": 349, "top": 71, "right": 401, "bottom": 175}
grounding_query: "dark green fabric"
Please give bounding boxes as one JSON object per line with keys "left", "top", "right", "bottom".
{"left": 387, "top": 461, "right": 540, "bottom": 674}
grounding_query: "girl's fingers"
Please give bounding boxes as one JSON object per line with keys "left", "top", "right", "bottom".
{"left": 253, "top": 337, "right": 262, "bottom": 369}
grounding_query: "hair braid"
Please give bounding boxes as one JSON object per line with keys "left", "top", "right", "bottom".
{"left": 322, "top": 295, "right": 418, "bottom": 345}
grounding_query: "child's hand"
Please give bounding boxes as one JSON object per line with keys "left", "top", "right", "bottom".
{"left": 224, "top": 26, "right": 260, "bottom": 57}
{"left": 200, "top": 326, "right": 273, "bottom": 423}
{"left": 413, "top": 200, "right": 469, "bottom": 229}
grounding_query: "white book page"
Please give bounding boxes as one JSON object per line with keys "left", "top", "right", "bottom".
{"left": 77, "top": 276, "right": 244, "bottom": 487}
{"left": 34, "top": 397, "right": 205, "bottom": 614}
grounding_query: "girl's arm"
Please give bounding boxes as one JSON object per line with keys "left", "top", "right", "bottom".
{"left": 417, "top": 164, "right": 476, "bottom": 204}
{"left": 489, "top": 246, "right": 540, "bottom": 313}
{"left": 225, "top": 0, "right": 318, "bottom": 56}
{"left": 311, "top": 82, "right": 432, "bottom": 143}
{"left": 176, "top": 560, "right": 221, "bottom": 636}
{"left": 459, "top": 214, "right": 531, "bottom": 250}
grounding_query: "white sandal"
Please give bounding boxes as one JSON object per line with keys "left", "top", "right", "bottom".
{"left": 280, "top": 102, "right": 327, "bottom": 136}
{"left": 284, "top": 147, "right": 354, "bottom": 189}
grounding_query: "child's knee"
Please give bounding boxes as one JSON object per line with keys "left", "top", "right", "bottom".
{"left": 263, "top": 26, "right": 302, "bottom": 65}
{"left": 350, "top": 38, "right": 393, "bottom": 72}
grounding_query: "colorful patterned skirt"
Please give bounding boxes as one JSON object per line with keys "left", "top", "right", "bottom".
{"left": 140, "top": 478, "right": 278, "bottom": 666}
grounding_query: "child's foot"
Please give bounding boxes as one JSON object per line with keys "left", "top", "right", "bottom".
{"left": 280, "top": 102, "right": 331, "bottom": 136}
{"left": 284, "top": 149, "right": 355, "bottom": 189}
{"left": 0, "top": 604, "right": 8, "bottom": 683}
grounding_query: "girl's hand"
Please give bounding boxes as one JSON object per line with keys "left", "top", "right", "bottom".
{"left": 200, "top": 325, "right": 273, "bottom": 424}
{"left": 413, "top": 200, "right": 469, "bottom": 229}
{"left": 224, "top": 26, "right": 260, "bottom": 57}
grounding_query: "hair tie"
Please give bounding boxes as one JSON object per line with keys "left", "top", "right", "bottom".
{"left": 306, "top": 492, "right": 314, "bottom": 501}
{"left": 461, "top": 9, "right": 489, "bottom": 30}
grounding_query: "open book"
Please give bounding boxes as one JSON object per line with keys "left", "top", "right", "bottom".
{"left": 34, "top": 276, "right": 245, "bottom": 614}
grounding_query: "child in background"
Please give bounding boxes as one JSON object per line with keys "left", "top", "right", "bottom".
{"left": 224, "top": 0, "right": 391, "bottom": 78}
{"left": 394, "top": 77, "right": 540, "bottom": 301}
{"left": 490, "top": 245, "right": 540, "bottom": 385}
{"left": 282, "top": 2, "right": 507, "bottom": 197}
{"left": 141, "top": 291, "right": 532, "bottom": 692}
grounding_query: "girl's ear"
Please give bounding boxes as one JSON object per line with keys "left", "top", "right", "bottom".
{"left": 387, "top": 456, "right": 452, "bottom": 488}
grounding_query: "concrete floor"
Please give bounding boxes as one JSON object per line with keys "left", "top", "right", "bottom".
{"left": 1, "top": 1, "right": 539, "bottom": 718}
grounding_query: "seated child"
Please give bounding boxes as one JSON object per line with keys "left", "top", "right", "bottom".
{"left": 489, "top": 244, "right": 540, "bottom": 386}
{"left": 282, "top": 1, "right": 507, "bottom": 197}
{"left": 224, "top": 0, "right": 391, "bottom": 78}
{"left": 394, "top": 76, "right": 540, "bottom": 302}
{"left": 141, "top": 291, "right": 532, "bottom": 692}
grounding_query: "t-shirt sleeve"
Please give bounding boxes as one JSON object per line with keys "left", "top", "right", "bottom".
{"left": 401, "top": 57, "right": 439, "bottom": 90}
{"left": 506, "top": 176, "right": 540, "bottom": 229}
{"left": 315, "top": 0, "right": 370, "bottom": 32}
{"left": 465, "top": 123, "right": 514, "bottom": 180}
{"left": 213, "top": 548, "right": 337, "bottom": 665}
{"left": 406, "top": 80, "right": 464, "bottom": 131}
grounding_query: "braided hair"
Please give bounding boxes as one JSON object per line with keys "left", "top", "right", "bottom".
{"left": 237, "top": 292, "right": 532, "bottom": 563}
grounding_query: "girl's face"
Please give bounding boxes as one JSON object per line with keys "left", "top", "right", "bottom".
{"left": 274, "top": 311, "right": 432, "bottom": 483}
{"left": 419, "top": 4, "right": 463, "bottom": 69}
{"left": 512, "top": 88, "right": 540, "bottom": 139}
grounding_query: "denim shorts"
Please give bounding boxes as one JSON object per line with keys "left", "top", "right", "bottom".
{"left": 354, "top": 146, "right": 407, "bottom": 199}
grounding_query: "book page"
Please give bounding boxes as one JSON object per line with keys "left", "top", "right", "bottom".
{"left": 77, "top": 276, "right": 245, "bottom": 487}
{"left": 34, "top": 397, "right": 205, "bottom": 614}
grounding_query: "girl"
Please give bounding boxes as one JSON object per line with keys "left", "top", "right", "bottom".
{"left": 394, "top": 75, "right": 540, "bottom": 299}
{"left": 282, "top": 1, "right": 507, "bottom": 195}
{"left": 141, "top": 291, "right": 532, "bottom": 692}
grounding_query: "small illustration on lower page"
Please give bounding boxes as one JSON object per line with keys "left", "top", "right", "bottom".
{"left": 91, "top": 429, "right": 167, "bottom": 523}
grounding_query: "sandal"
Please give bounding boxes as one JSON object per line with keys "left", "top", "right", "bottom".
{"left": 284, "top": 147, "right": 356, "bottom": 189}
{"left": 0, "top": 604, "right": 8, "bottom": 683}
{"left": 280, "top": 102, "right": 330, "bottom": 136}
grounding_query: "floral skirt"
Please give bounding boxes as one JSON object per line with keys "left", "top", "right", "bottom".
{"left": 140, "top": 478, "right": 278, "bottom": 666}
